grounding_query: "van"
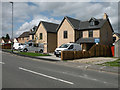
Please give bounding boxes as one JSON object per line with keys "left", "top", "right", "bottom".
{"left": 19, "top": 42, "right": 44, "bottom": 53}
{"left": 54, "top": 43, "right": 82, "bottom": 57}
{"left": 13, "top": 43, "right": 25, "bottom": 50}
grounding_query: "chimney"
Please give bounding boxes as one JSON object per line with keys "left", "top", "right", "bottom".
{"left": 103, "top": 13, "right": 108, "bottom": 19}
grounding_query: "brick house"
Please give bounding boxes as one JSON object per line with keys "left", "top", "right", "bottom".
{"left": 35, "top": 21, "right": 59, "bottom": 53}
{"left": 113, "top": 32, "right": 120, "bottom": 43}
{"left": 57, "top": 13, "right": 113, "bottom": 51}
{"left": 0, "top": 38, "right": 11, "bottom": 45}
{"left": 18, "top": 31, "right": 30, "bottom": 44}
{"left": 29, "top": 26, "right": 37, "bottom": 42}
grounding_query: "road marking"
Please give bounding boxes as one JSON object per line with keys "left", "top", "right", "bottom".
{"left": 0, "top": 62, "right": 5, "bottom": 64}
{"left": 19, "top": 67, "right": 74, "bottom": 85}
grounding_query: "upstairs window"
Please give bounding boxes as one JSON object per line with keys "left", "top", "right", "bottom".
{"left": 39, "top": 33, "right": 43, "bottom": 40}
{"left": 90, "top": 21, "right": 95, "bottom": 26}
{"left": 64, "top": 31, "right": 68, "bottom": 39}
{"left": 89, "top": 30, "right": 93, "bottom": 37}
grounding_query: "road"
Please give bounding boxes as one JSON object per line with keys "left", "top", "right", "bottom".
{"left": 1, "top": 52, "right": 118, "bottom": 88}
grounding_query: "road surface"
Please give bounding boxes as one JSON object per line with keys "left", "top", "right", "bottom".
{"left": 1, "top": 52, "right": 118, "bottom": 88}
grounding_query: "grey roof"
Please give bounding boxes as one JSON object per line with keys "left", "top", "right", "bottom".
{"left": 79, "top": 19, "right": 107, "bottom": 30}
{"left": 57, "top": 16, "right": 113, "bottom": 32}
{"left": 76, "top": 38, "right": 99, "bottom": 43}
{"left": 65, "top": 16, "right": 80, "bottom": 29}
{"left": 19, "top": 31, "right": 30, "bottom": 38}
{"left": 37, "top": 21, "right": 59, "bottom": 33}
{"left": 29, "top": 26, "right": 38, "bottom": 35}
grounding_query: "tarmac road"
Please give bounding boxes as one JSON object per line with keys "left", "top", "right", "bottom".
{"left": 1, "top": 52, "right": 119, "bottom": 88}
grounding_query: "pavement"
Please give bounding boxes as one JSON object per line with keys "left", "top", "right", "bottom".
{"left": 2, "top": 49, "right": 119, "bottom": 74}
{"left": 1, "top": 52, "right": 119, "bottom": 88}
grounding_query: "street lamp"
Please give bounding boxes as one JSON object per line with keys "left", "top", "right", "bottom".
{"left": 9, "top": 2, "right": 13, "bottom": 52}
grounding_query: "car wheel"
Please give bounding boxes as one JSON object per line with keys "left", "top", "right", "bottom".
{"left": 23, "top": 48, "right": 28, "bottom": 52}
{"left": 56, "top": 54, "right": 59, "bottom": 57}
{"left": 39, "top": 49, "right": 43, "bottom": 53}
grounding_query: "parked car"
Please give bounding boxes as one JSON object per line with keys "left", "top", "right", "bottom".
{"left": 54, "top": 43, "right": 82, "bottom": 57}
{"left": 13, "top": 43, "right": 26, "bottom": 50}
{"left": 19, "top": 42, "right": 44, "bottom": 53}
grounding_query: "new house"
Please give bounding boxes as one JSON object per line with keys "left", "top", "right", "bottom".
{"left": 18, "top": 31, "right": 30, "bottom": 44}
{"left": 113, "top": 32, "right": 120, "bottom": 43}
{"left": 34, "top": 21, "right": 59, "bottom": 53}
{"left": 57, "top": 13, "right": 113, "bottom": 51}
{"left": 0, "top": 38, "right": 11, "bottom": 45}
{"left": 29, "top": 26, "right": 37, "bottom": 41}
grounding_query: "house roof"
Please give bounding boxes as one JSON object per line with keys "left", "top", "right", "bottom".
{"left": 65, "top": 16, "right": 80, "bottom": 29}
{"left": 0, "top": 38, "right": 11, "bottom": 43}
{"left": 36, "top": 21, "right": 59, "bottom": 33}
{"left": 57, "top": 16, "right": 113, "bottom": 32}
{"left": 79, "top": 19, "right": 107, "bottom": 30}
{"left": 56, "top": 16, "right": 80, "bottom": 31}
{"left": 76, "top": 38, "right": 99, "bottom": 43}
{"left": 29, "top": 26, "right": 38, "bottom": 35}
{"left": 18, "top": 31, "right": 30, "bottom": 38}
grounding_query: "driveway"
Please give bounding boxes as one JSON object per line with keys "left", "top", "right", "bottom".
{"left": 68, "top": 57, "right": 118, "bottom": 64}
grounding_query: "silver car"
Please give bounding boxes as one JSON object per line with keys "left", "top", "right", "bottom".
{"left": 19, "top": 42, "right": 44, "bottom": 53}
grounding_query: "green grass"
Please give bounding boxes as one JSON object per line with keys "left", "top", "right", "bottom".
{"left": 100, "top": 58, "right": 120, "bottom": 67}
{"left": 18, "top": 52, "right": 51, "bottom": 56}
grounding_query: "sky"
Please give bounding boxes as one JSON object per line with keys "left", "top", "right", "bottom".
{"left": 1, "top": 1, "right": 119, "bottom": 38}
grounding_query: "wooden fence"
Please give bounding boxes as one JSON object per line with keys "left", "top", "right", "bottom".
{"left": 61, "top": 44, "right": 112, "bottom": 60}
{"left": 0, "top": 44, "right": 11, "bottom": 49}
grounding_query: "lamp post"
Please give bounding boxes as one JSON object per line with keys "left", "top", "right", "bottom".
{"left": 10, "top": 2, "right": 13, "bottom": 52}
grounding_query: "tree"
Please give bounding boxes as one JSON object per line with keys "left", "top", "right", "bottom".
{"left": 5, "top": 34, "right": 10, "bottom": 39}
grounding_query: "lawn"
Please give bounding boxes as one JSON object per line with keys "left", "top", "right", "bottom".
{"left": 18, "top": 52, "right": 51, "bottom": 56}
{"left": 101, "top": 58, "right": 120, "bottom": 67}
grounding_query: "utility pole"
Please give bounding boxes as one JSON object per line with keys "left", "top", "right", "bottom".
{"left": 10, "top": 2, "right": 13, "bottom": 53}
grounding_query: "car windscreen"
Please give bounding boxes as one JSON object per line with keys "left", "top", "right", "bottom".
{"left": 59, "top": 44, "right": 69, "bottom": 48}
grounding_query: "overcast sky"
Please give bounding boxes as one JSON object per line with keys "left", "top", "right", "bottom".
{"left": 1, "top": 1, "right": 119, "bottom": 38}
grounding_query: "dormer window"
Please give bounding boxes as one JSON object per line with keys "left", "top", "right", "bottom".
{"left": 89, "top": 17, "right": 99, "bottom": 26}
{"left": 90, "top": 20, "right": 95, "bottom": 26}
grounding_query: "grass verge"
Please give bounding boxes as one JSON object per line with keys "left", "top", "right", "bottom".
{"left": 99, "top": 58, "right": 120, "bottom": 67}
{"left": 18, "top": 52, "right": 51, "bottom": 56}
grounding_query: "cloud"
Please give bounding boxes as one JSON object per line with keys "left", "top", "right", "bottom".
{"left": 2, "top": 2, "right": 119, "bottom": 37}
{"left": 15, "top": 15, "right": 61, "bottom": 37}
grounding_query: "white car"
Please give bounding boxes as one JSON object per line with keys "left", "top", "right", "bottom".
{"left": 54, "top": 43, "right": 82, "bottom": 57}
{"left": 13, "top": 43, "right": 26, "bottom": 50}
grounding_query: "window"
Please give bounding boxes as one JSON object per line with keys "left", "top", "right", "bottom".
{"left": 89, "top": 30, "right": 93, "bottom": 37}
{"left": 64, "top": 31, "right": 68, "bottom": 39}
{"left": 79, "top": 31, "right": 83, "bottom": 38}
{"left": 32, "top": 35, "right": 34, "bottom": 40}
{"left": 40, "top": 33, "right": 43, "bottom": 40}
{"left": 68, "top": 45, "right": 74, "bottom": 49}
{"left": 59, "top": 44, "right": 69, "bottom": 48}
{"left": 90, "top": 21, "right": 95, "bottom": 26}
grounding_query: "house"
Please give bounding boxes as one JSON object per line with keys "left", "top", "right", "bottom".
{"left": 113, "top": 32, "right": 120, "bottom": 43}
{"left": 114, "top": 39, "right": 120, "bottom": 57}
{"left": 57, "top": 13, "right": 113, "bottom": 51}
{"left": 29, "top": 26, "right": 37, "bottom": 42}
{"left": 13, "top": 38, "right": 18, "bottom": 43}
{"left": 0, "top": 38, "right": 11, "bottom": 45}
{"left": 34, "top": 21, "right": 59, "bottom": 53}
{"left": 18, "top": 31, "right": 30, "bottom": 44}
